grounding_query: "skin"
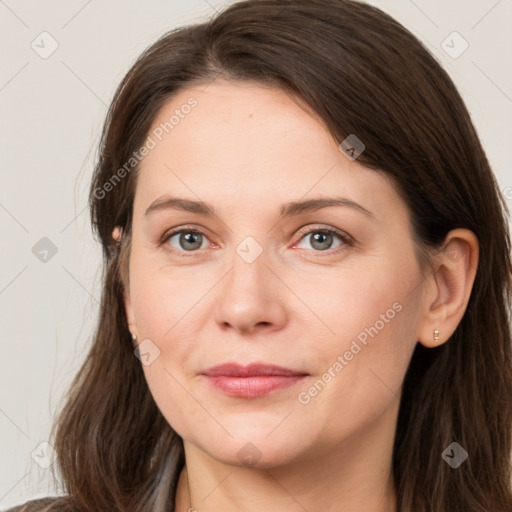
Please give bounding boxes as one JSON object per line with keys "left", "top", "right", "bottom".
{"left": 121, "top": 78, "right": 479, "bottom": 512}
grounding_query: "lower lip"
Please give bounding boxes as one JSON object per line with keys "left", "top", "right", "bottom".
{"left": 203, "top": 375, "right": 307, "bottom": 398}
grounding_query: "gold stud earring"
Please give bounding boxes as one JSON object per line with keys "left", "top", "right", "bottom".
{"left": 433, "top": 329, "right": 439, "bottom": 341}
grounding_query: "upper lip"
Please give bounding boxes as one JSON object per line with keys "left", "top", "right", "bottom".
{"left": 201, "top": 363, "right": 308, "bottom": 377}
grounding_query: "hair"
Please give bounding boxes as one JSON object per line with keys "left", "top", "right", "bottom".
{"left": 10, "top": 0, "right": 512, "bottom": 511}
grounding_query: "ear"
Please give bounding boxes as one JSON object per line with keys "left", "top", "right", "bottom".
{"left": 417, "top": 228, "right": 479, "bottom": 348}
{"left": 112, "top": 226, "right": 138, "bottom": 342}
{"left": 124, "top": 287, "right": 138, "bottom": 343}
{"left": 112, "top": 226, "right": 123, "bottom": 244}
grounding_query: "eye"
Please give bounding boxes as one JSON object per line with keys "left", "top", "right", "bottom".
{"left": 162, "top": 227, "right": 210, "bottom": 253}
{"left": 294, "top": 226, "right": 352, "bottom": 254}
{"left": 159, "top": 224, "right": 353, "bottom": 256}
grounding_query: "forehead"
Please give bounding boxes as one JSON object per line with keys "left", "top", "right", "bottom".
{"left": 135, "top": 79, "right": 403, "bottom": 221}
{"left": 145, "top": 79, "right": 337, "bottom": 168}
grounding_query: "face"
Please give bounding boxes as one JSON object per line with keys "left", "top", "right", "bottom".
{"left": 124, "top": 79, "right": 427, "bottom": 468}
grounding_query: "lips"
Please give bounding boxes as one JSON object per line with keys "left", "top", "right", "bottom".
{"left": 201, "top": 363, "right": 308, "bottom": 398}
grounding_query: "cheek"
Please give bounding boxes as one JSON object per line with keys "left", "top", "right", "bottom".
{"left": 129, "top": 269, "right": 208, "bottom": 436}
{"left": 129, "top": 253, "right": 208, "bottom": 341}
{"left": 295, "top": 316, "right": 415, "bottom": 450}
{"left": 142, "top": 364, "right": 207, "bottom": 442}
{"left": 303, "top": 260, "right": 413, "bottom": 353}
{"left": 298, "top": 262, "right": 420, "bottom": 432}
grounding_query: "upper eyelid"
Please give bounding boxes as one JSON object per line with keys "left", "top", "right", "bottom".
{"left": 295, "top": 224, "right": 352, "bottom": 240}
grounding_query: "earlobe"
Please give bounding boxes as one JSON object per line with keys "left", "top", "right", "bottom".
{"left": 418, "top": 228, "right": 479, "bottom": 348}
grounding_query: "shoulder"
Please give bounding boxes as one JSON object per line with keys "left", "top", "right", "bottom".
{"left": 4, "top": 496, "right": 74, "bottom": 512}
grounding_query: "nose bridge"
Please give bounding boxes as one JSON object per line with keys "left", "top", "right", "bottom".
{"left": 214, "top": 234, "right": 287, "bottom": 333}
{"left": 227, "top": 234, "right": 269, "bottom": 301}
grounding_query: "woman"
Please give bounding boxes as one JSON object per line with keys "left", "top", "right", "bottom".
{"left": 8, "top": 0, "right": 512, "bottom": 510}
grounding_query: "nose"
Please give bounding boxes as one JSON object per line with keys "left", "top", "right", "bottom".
{"left": 214, "top": 248, "right": 288, "bottom": 336}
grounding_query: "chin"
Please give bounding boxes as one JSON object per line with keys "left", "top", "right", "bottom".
{"left": 187, "top": 427, "right": 313, "bottom": 469}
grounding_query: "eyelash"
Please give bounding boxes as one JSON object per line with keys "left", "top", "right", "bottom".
{"left": 158, "top": 224, "right": 354, "bottom": 258}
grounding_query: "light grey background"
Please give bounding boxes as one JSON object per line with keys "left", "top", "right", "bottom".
{"left": 1, "top": 0, "right": 511, "bottom": 508}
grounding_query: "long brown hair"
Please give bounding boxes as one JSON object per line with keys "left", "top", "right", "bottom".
{"left": 11, "top": 0, "right": 512, "bottom": 511}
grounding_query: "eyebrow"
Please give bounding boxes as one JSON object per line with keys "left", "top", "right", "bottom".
{"left": 144, "top": 195, "right": 374, "bottom": 219}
